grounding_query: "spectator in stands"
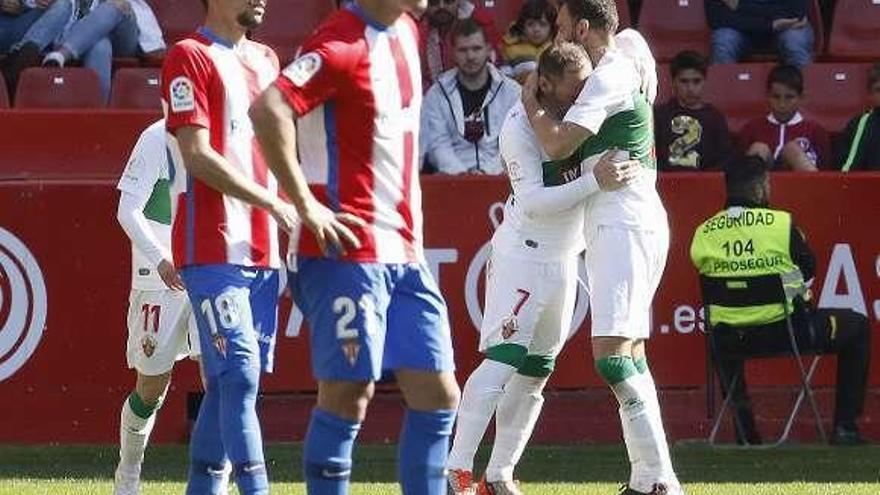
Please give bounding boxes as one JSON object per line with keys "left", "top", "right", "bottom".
{"left": 655, "top": 51, "right": 733, "bottom": 172}
{"left": 41, "top": 0, "right": 165, "bottom": 103}
{"left": 419, "top": 0, "right": 501, "bottom": 91}
{"left": 420, "top": 19, "right": 520, "bottom": 175}
{"left": 706, "top": 0, "right": 814, "bottom": 68}
{"left": 740, "top": 64, "right": 829, "bottom": 171}
{"left": 500, "top": 0, "right": 556, "bottom": 83}
{"left": 836, "top": 63, "right": 880, "bottom": 172}
{"left": 0, "top": 0, "right": 44, "bottom": 53}
{"left": 1, "top": 0, "right": 71, "bottom": 95}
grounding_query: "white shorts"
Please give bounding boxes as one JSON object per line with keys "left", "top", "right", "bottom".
{"left": 126, "top": 289, "right": 199, "bottom": 376}
{"left": 584, "top": 224, "right": 669, "bottom": 340}
{"left": 480, "top": 250, "right": 578, "bottom": 359}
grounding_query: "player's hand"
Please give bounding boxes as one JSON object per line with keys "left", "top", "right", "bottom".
{"left": 301, "top": 199, "right": 366, "bottom": 256}
{"left": 593, "top": 149, "right": 641, "bottom": 191}
{"left": 35, "top": 0, "right": 53, "bottom": 9}
{"left": 1, "top": 0, "right": 23, "bottom": 14}
{"left": 521, "top": 72, "right": 540, "bottom": 112}
{"left": 269, "top": 200, "right": 299, "bottom": 234}
{"left": 158, "top": 259, "right": 185, "bottom": 291}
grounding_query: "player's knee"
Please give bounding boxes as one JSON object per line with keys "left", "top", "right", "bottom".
{"left": 219, "top": 365, "right": 260, "bottom": 401}
{"left": 517, "top": 354, "right": 556, "bottom": 379}
{"left": 399, "top": 371, "right": 460, "bottom": 410}
{"left": 135, "top": 371, "right": 171, "bottom": 406}
{"left": 595, "top": 355, "right": 639, "bottom": 387}
{"left": 318, "top": 381, "right": 374, "bottom": 422}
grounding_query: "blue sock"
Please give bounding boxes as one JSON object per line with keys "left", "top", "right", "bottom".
{"left": 219, "top": 366, "right": 268, "bottom": 495}
{"left": 187, "top": 376, "right": 227, "bottom": 495}
{"left": 398, "top": 409, "right": 456, "bottom": 495}
{"left": 303, "top": 408, "right": 361, "bottom": 495}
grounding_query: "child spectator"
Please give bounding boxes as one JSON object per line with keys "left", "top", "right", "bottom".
{"left": 655, "top": 50, "right": 733, "bottom": 171}
{"left": 500, "top": 0, "right": 555, "bottom": 83}
{"left": 837, "top": 63, "right": 880, "bottom": 172}
{"left": 740, "top": 64, "right": 829, "bottom": 171}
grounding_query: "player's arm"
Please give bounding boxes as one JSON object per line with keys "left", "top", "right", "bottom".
{"left": 521, "top": 75, "right": 594, "bottom": 160}
{"left": 250, "top": 85, "right": 364, "bottom": 255}
{"left": 116, "top": 191, "right": 184, "bottom": 290}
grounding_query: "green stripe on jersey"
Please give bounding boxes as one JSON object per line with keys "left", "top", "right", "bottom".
{"left": 143, "top": 178, "right": 172, "bottom": 225}
{"left": 578, "top": 89, "right": 656, "bottom": 170}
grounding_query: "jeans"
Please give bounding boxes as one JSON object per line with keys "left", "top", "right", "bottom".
{"left": 61, "top": 1, "right": 140, "bottom": 102}
{"left": 2, "top": 0, "right": 71, "bottom": 54}
{"left": 0, "top": 9, "right": 42, "bottom": 54}
{"left": 711, "top": 25, "right": 814, "bottom": 68}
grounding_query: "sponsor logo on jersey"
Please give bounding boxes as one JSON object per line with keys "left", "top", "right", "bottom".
{"left": 283, "top": 52, "right": 322, "bottom": 87}
{"left": 169, "top": 76, "right": 195, "bottom": 113}
{"left": 0, "top": 227, "right": 48, "bottom": 382}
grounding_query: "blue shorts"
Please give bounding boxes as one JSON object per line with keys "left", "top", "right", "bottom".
{"left": 181, "top": 264, "right": 279, "bottom": 377}
{"left": 291, "top": 259, "right": 455, "bottom": 382}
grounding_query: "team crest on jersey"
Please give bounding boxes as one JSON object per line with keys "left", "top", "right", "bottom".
{"left": 283, "top": 52, "right": 322, "bottom": 87}
{"left": 169, "top": 76, "right": 195, "bottom": 113}
{"left": 341, "top": 338, "right": 360, "bottom": 367}
{"left": 141, "top": 334, "right": 157, "bottom": 358}
{"left": 501, "top": 315, "right": 519, "bottom": 340}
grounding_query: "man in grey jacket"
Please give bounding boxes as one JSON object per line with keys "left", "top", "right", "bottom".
{"left": 420, "top": 18, "right": 520, "bottom": 175}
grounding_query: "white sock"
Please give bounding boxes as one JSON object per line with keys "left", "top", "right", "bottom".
{"left": 633, "top": 368, "right": 679, "bottom": 488}
{"left": 447, "top": 359, "right": 516, "bottom": 472}
{"left": 117, "top": 394, "right": 158, "bottom": 473}
{"left": 485, "top": 374, "right": 547, "bottom": 482}
{"left": 609, "top": 375, "right": 671, "bottom": 493}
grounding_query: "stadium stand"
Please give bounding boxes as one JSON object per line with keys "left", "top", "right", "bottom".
{"left": 655, "top": 62, "right": 674, "bottom": 105}
{"left": 703, "top": 63, "right": 775, "bottom": 133}
{"left": 0, "top": 76, "right": 8, "bottom": 109}
{"left": 109, "top": 68, "right": 162, "bottom": 110}
{"left": 802, "top": 63, "right": 872, "bottom": 133}
{"left": 251, "top": 0, "right": 336, "bottom": 63}
{"left": 828, "top": 0, "right": 880, "bottom": 61}
{"left": 637, "top": 0, "right": 710, "bottom": 63}
{"left": 151, "top": 0, "right": 205, "bottom": 45}
{"left": 15, "top": 68, "right": 103, "bottom": 109}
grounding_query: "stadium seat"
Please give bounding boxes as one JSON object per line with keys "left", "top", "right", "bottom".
{"left": 703, "top": 63, "right": 774, "bottom": 133}
{"left": 252, "top": 0, "right": 335, "bottom": 63}
{"left": 110, "top": 68, "right": 162, "bottom": 110}
{"left": 802, "top": 63, "right": 871, "bottom": 133}
{"left": 0, "top": 76, "right": 9, "bottom": 108}
{"left": 637, "top": 0, "right": 710, "bottom": 63}
{"left": 15, "top": 68, "right": 103, "bottom": 109}
{"left": 829, "top": 0, "right": 880, "bottom": 61}
{"left": 655, "top": 63, "right": 674, "bottom": 105}
{"left": 151, "top": 0, "right": 205, "bottom": 45}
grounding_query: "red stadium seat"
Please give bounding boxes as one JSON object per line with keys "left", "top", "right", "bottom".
{"left": 151, "top": 0, "right": 205, "bottom": 45}
{"left": 802, "top": 63, "right": 871, "bottom": 132}
{"left": 15, "top": 68, "right": 103, "bottom": 108}
{"left": 0, "top": 76, "right": 9, "bottom": 108}
{"left": 637, "top": 0, "right": 710, "bottom": 63}
{"left": 252, "top": 0, "right": 335, "bottom": 64}
{"left": 656, "top": 63, "right": 674, "bottom": 105}
{"left": 828, "top": 0, "right": 880, "bottom": 61}
{"left": 703, "top": 63, "right": 775, "bottom": 133}
{"left": 110, "top": 68, "right": 162, "bottom": 110}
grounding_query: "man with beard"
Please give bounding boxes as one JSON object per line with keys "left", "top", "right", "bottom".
{"left": 420, "top": 19, "right": 520, "bottom": 175}
{"left": 522, "top": 1, "right": 685, "bottom": 493}
{"left": 161, "top": 0, "right": 298, "bottom": 494}
{"left": 419, "top": 0, "right": 500, "bottom": 90}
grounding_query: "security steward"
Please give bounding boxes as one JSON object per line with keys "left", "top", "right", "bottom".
{"left": 690, "top": 154, "right": 871, "bottom": 445}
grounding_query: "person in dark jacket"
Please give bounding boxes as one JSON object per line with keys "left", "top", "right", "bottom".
{"left": 706, "top": 0, "right": 814, "bottom": 68}
{"left": 837, "top": 62, "right": 880, "bottom": 172}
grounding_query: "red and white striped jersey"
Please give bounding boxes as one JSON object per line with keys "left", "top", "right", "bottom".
{"left": 275, "top": 5, "right": 423, "bottom": 264}
{"left": 162, "top": 27, "right": 281, "bottom": 269}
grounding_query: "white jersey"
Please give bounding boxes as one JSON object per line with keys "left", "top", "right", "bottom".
{"left": 495, "top": 102, "right": 586, "bottom": 260}
{"left": 117, "top": 120, "right": 179, "bottom": 291}
{"left": 564, "top": 48, "right": 666, "bottom": 232}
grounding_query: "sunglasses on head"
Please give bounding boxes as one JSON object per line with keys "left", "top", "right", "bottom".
{"left": 428, "top": 0, "right": 457, "bottom": 6}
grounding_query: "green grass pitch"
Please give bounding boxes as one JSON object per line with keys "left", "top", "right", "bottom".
{"left": 1, "top": 443, "right": 878, "bottom": 494}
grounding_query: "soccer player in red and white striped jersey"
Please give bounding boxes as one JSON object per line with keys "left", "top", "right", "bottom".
{"left": 160, "top": 1, "right": 298, "bottom": 494}
{"left": 250, "top": 1, "right": 460, "bottom": 494}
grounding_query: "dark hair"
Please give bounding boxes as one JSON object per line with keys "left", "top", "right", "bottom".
{"left": 724, "top": 155, "right": 770, "bottom": 204}
{"left": 869, "top": 62, "right": 880, "bottom": 89}
{"left": 561, "top": 0, "right": 618, "bottom": 33}
{"left": 537, "top": 42, "right": 591, "bottom": 80}
{"left": 670, "top": 50, "right": 707, "bottom": 78}
{"left": 452, "top": 18, "right": 486, "bottom": 44}
{"left": 766, "top": 64, "right": 804, "bottom": 95}
{"left": 511, "top": 0, "right": 557, "bottom": 38}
